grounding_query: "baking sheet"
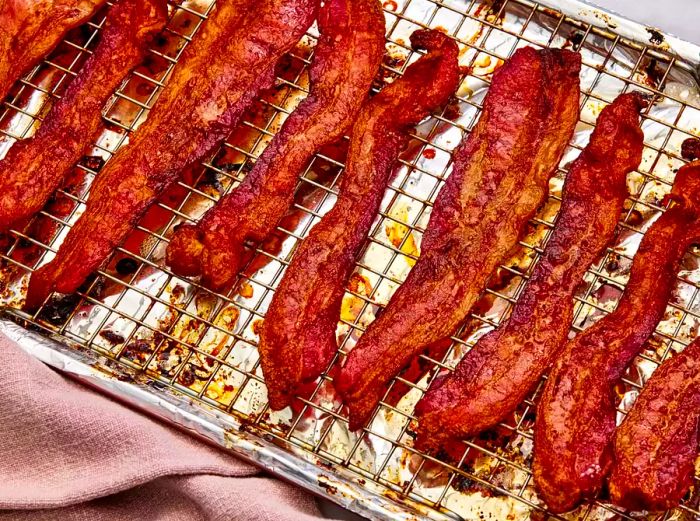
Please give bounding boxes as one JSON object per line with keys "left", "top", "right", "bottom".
{"left": 2, "top": 0, "right": 700, "bottom": 519}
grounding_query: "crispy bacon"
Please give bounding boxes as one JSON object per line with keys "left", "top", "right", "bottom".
{"left": 336, "top": 47, "right": 581, "bottom": 431}
{"left": 533, "top": 161, "right": 700, "bottom": 513}
{"left": 0, "top": 0, "right": 107, "bottom": 101}
{"left": 609, "top": 328, "right": 700, "bottom": 512}
{"left": 258, "top": 30, "right": 460, "bottom": 410}
{"left": 413, "top": 93, "right": 645, "bottom": 453}
{"left": 0, "top": 0, "right": 168, "bottom": 233}
{"left": 165, "top": 0, "right": 386, "bottom": 291}
{"left": 24, "top": 0, "right": 318, "bottom": 310}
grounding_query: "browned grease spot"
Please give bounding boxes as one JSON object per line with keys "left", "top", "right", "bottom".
{"left": 563, "top": 30, "right": 585, "bottom": 50}
{"left": 473, "top": 54, "right": 503, "bottom": 77}
{"left": 382, "top": 0, "right": 398, "bottom": 11}
{"left": 238, "top": 280, "right": 254, "bottom": 298}
{"left": 606, "top": 253, "right": 621, "bottom": 273}
{"left": 474, "top": 0, "right": 506, "bottom": 25}
{"left": 348, "top": 272, "right": 372, "bottom": 296}
{"left": 99, "top": 330, "right": 125, "bottom": 345}
{"left": 341, "top": 273, "right": 373, "bottom": 322}
{"left": 443, "top": 101, "right": 461, "bottom": 121}
{"left": 626, "top": 208, "right": 644, "bottom": 227}
{"left": 122, "top": 339, "right": 151, "bottom": 362}
{"left": 647, "top": 27, "right": 664, "bottom": 45}
{"left": 196, "top": 318, "right": 231, "bottom": 373}
{"left": 170, "top": 284, "right": 186, "bottom": 303}
{"left": 641, "top": 58, "right": 664, "bottom": 88}
{"left": 178, "top": 366, "right": 196, "bottom": 386}
{"left": 385, "top": 205, "right": 419, "bottom": 266}
{"left": 252, "top": 319, "right": 264, "bottom": 336}
{"left": 215, "top": 306, "right": 240, "bottom": 332}
{"left": 318, "top": 480, "right": 338, "bottom": 495}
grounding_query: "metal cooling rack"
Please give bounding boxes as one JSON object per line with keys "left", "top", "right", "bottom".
{"left": 2, "top": 0, "right": 700, "bottom": 519}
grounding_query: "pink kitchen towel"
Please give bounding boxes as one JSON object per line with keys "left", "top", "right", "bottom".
{"left": 0, "top": 332, "right": 333, "bottom": 521}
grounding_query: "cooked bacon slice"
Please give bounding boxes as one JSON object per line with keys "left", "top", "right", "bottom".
{"left": 533, "top": 160, "right": 700, "bottom": 513}
{"left": 0, "top": 0, "right": 107, "bottom": 101}
{"left": 609, "top": 328, "right": 700, "bottom": 511}
{"left": 0, "top": 0, "right": 168, "bottom": 233}
{"left": 165, "top": 0, "right": 386, "bottom": 291}
{"left": 258, "top": 30, "right": 460, "bottom": 410}
{"left": 336, "top": 47, "right": 581, "bottom": 430}
{"left": 413, "top": 93, "right": 645, "bottom": 453}
{"left": 24, "top": 0, "right": 318, "bottom": 310}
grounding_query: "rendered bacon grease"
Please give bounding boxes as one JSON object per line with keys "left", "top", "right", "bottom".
{"left": 609, "top": 318, "right": 700, "bottom": 512}
{"left": 0, "top": 0, "right": 107, "bottom": 101}
{"left": 533, "top": 160, "right": 700, "bottom": 513}
{"left": 259, "top": 30, "right": 460, "bottom": 410}
{"left": 413, "top": 93, "right": 645, "bottom": 453}
{"left": 0, "top": 0, "right": 168, "bottom": 233}
{"left": 336, "top": 47, "right": 581, "bottom": 430}
{"left": 24, "top": 0, "right": 318, "bottom": 310}
{"left": 165, "top": 0, "right": 386, "bottom": 291}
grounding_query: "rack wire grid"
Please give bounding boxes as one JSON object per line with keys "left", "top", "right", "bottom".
{"left": 2, "top": 0, "right": 700, "bottom": 519}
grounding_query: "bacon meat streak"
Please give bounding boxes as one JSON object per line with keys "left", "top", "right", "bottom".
{"left": 336, "top": 47, "right": 581, "bottom": 430}
{"left": 533, "top": 161, "right": 700, "bottom": 513}
{"left": 609, "top": 326, "right": 700, "bottom": 512}
{"left": 0, "top": 0, "right": 108, "bottom": 101}
{"left": 24, "top": 0, "right": 318, "bottom": 310}
{"left": 259, "top": 30, "right": 460, "bottom": 410}
{"left": 165, "top": 0, "right": 386, "bottom": 291}
{"left": 413, "top": 93, "right": 645, "bottom": 453}
{"left": 0, "top": 0, "right": 168, "bottom": 233}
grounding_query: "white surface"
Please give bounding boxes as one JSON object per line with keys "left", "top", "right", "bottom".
{"left": 319, "top": 1, "right": 697, "bottom": 519}
{"left": 591, "top": 0, "right": 699, "bottom": 44}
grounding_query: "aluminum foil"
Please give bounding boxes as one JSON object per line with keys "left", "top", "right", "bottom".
{"left": 1, "top": 0, "right": 700, "bottom": 520}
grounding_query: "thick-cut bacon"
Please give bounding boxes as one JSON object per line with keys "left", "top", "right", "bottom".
{"left": 336, "top": 47, "right": 581, "bottom": 431}
{"left": 0, "top": 0, "right": 168, "bottom": 233}
{"left": 413, "top": 93, "right": 645, "bottom": 453}
{"left": 533, "top": 161, "right": 700, "bottom": 513}
{"left": 0, "top": 0, "right": 107, "bottom": 101}
{"left": 165, "top": 0, "right": 386, "bottom": 291}
{"left": 258, "top": 30, "right": 460, "bottom": 410}
{"left": 609, "top": 328, "right": 700, "bottom": 512}
{"left": 24, "top": 0, "right": 318, "bottom": 310}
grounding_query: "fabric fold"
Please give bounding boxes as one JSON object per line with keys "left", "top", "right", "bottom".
{"left": 0, "top": 333, "right": 331, "bottom": 521}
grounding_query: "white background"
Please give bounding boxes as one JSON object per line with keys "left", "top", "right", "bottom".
{"left": 593, "top": 0, "right": 699, "bottom": 43}
{"left": 319, "top": 1, "right": 698, "bottom": 519}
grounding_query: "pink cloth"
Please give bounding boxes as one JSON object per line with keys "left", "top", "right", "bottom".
{"left": 0, "top": 333, "right": 333, "bottom": 520}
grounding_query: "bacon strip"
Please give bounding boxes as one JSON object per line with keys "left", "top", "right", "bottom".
{"left": 336, "top": 47, "right": 581, "bottom": 430}
{"left": 0, "top": 0, "right": 168, "bottom": 233}
{"left": 24, "top": 0, "right": 318, "bottom": 310}
{"left": 533, "top": 161, "right": 700, "bottom": 513}
{"left": 0, "top": 0, "right": 108, "bottom": 101}
{"left": 609, "top": 328, "right": 700, "bottom": 512}
{"left": 413, "top": 93, "right": 645, "bottom": 453}
{"left": 165, "top": 0, "right": 386, "bottom": 291}
{"left": 258, "top": 30, "right": 460, "bottom": 410}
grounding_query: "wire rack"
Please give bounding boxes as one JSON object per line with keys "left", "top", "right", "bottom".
{"left": 2, "top": 0, "right": 700, "bottom": 519}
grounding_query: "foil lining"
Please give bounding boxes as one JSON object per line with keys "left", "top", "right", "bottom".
{"left": 0, "top": 319, "right": 438, "bottom": 521}
{"left": 1, "top": 0, "right": 700, "bottom": 520}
